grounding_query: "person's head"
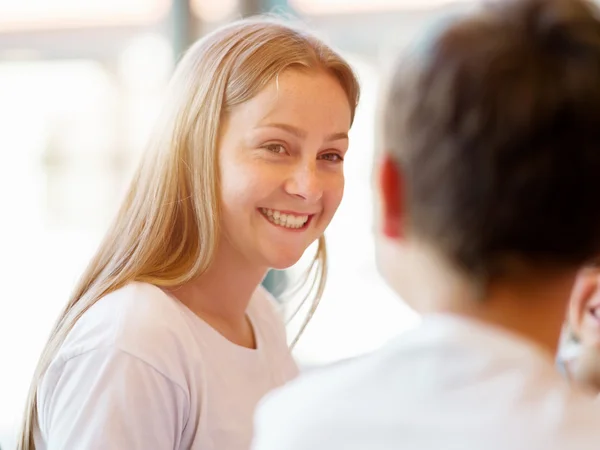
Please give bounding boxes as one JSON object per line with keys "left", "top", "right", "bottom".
{"left": 18, "top": 17, "right": 358, "bottom": 450}
{"left": 376, "top": 0, "right": 600, "bottom": 312}
{"left": 217, "top": 50, "right": 355, "bottom": 273}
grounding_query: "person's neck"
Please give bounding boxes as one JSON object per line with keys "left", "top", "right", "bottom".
{"left": 401, "top": 244, "right": 577, "bottom": 355}
{"left": 168, "top": 238, "right": 268, "bottom": 325}
{"left": 454, "top": 275, "right": 574, "bottom": 356}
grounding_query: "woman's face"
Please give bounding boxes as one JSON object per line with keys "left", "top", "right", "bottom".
{"left": 217, "top": 68, "right": 352, "bottom": 270}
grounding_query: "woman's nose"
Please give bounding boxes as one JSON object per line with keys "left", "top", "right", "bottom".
{"left": 284, "top": 162, "right": 323, "bottom": 203}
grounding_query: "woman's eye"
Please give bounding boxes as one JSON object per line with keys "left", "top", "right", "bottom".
{"left": 264, "top": 144, "right": 286, "bottom": 154}
{"left": 319, "top": 153, "right": 344, "bottom": 162}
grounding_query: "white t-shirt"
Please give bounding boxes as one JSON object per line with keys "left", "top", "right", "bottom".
{"left": 35, "top": 281, "right": 298, "bottom": 450}
{"left": 252, "top": 315, "right": 600, "bottom": 450}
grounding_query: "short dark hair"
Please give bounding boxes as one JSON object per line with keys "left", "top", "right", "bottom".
{"left": 384, "top": 0, "right": 600, "bottom": 279}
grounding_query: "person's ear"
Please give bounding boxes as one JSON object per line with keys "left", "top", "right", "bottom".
{"left": 568, "top": 269, "right": 599, "bottom": 341}
{"left": 378, "top": 153, "right": 406, "bottom": 239}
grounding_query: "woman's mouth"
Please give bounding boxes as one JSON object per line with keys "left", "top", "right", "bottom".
{"left": 259, "top": 208, "right": 312, "bottom": 230}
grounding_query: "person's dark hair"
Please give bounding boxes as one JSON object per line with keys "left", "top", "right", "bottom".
{"left": 384, "top": 0, "right": 600, "bottom": 280}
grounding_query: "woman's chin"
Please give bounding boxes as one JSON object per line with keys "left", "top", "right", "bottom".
{"left": 262, "top": 248, "right": 306, "bottom": 271}
{"left": 268, "top": 256, "right": 302, "bottom": 271}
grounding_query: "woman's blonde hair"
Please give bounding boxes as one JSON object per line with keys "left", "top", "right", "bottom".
{"left": 18, "top": 16, "right": 359, "bottom": 450}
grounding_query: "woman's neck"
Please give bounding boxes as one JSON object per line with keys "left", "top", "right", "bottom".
{"left": 168, "top": 236, "right": 268, "bottom": 325}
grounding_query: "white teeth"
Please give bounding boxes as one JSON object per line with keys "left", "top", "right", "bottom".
{"left": 260, "top": 208, "right": 309, "bottom": 229}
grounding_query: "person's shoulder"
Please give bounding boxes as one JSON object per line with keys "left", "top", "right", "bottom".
{"left": 253, "top": 355, "right": 368, "bottom": 449}
{"left": 550, "top": 390, "right": 600, "bottom": 445}
{"left": 258, "top": 358, "right": 353, "bottom": 409}
{"left": 59, "top": 282, "right": 195, "bottom": 369}
{"left": 38, "top": 283, "right": 196, "bottom": 435}
{"left": 253, "top": 353, "right": 600, "bottom": 450}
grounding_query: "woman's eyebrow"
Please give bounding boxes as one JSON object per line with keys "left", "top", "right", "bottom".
{"left": 257, "top": 123, "right": 348, "bottom": 142}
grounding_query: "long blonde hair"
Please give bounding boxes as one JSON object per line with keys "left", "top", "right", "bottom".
{"left": 18, "top": 16, "right": 359, "bottom": 450}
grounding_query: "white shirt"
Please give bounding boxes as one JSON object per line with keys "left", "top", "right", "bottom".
{"left": 35, "top": 282, "right": 298, "bottom": 450}
{"left": 252, "top": 315, "right": 600, "bottom": 450}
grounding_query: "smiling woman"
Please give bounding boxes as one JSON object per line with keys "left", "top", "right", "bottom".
{"left": 218, "top": 69, "right": 351, "bottom": 270}
{"left": 18, "top": 16, "right": 359, "bottom": 450}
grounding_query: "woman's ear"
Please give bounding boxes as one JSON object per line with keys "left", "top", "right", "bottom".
{"left": 377, "top": 153, "right": 406, "bottom": 239}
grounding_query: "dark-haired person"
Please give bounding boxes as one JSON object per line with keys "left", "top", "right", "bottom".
{"left": 251, "top": 0, "right": 600, "bottom": 449}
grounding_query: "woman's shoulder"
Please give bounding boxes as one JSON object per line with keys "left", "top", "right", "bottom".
{"left": 57, "top": 282, "right": 196, "bottom": 370}
{"left": 36, "top": 283, "right": 197, "bottom": 446}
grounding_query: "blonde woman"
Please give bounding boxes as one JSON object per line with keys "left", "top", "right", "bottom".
{"left": 18, "top": 17, "right": 359, "bottom": 450}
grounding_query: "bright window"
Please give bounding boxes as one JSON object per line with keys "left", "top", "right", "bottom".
{"left": 0, "top": 0, "right": 170, "bottom": 30}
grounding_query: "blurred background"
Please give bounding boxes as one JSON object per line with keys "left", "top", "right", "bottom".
{"left": 0, "top": 0, "right": 475, "bottom": 447}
